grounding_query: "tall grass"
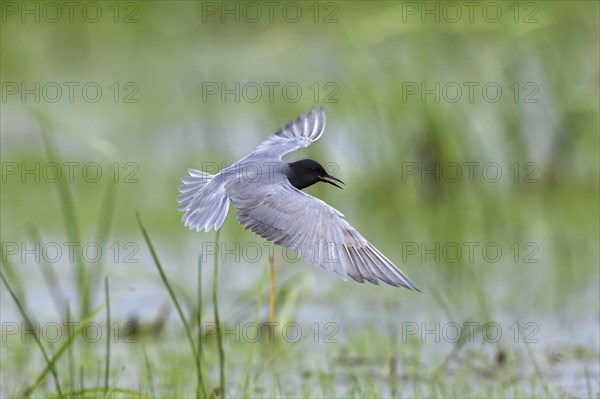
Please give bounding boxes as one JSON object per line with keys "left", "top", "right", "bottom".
{"left": 0, "top": 262, "right": 129, "bottom": 398}
{"left": 268, "top": 255, "right": 275, "bottom": 337}
{"left": 40, "top": 129, "right": 89, "bottom": 319}
{"left": 196, "top": 255, "right": 206, "bottom": 398}
{"left": 103, "top": 277, "right": 111, "bottom": 396}
{"left": 136, "top": 212, "right": 202, "bottom": 393}
{"left": 212, "top": 229, "right": 225, "bottom": 397}
{"left": 0, "top": 268, "right": 64, "bottom": 398}
{"left": 137, "top": 211, "right": 229, "bottom": 398}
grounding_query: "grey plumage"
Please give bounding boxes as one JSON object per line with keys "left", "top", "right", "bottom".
{"left": 177, "top": 108, "right": 419, "bottom": 291}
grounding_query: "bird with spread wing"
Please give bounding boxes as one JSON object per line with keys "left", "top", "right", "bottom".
{"left": 177, "top": 108, "right": 419, "bottom": 291}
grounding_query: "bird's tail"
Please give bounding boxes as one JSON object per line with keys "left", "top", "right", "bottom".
{"left": 177, "top": 169, "right": 230, "bottom": 232}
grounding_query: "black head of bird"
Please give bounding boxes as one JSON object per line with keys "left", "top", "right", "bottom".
{"left": 286, "top": 159, "right": 345, "bottom": 190}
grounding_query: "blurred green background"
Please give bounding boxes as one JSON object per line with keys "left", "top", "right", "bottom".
{"left": 1, "top": 1, "right": 598, "bottom": 397}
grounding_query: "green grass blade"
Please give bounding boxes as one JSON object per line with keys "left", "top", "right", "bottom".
{"left": 23, "top": 293, "right": 121, "bottom": 396}
{"left": 135, "top": 212, "right": 200, "bottom": 371}
{"left": 89, "top": 180, "right": 119, "bottom": 309}
{"left": 96, "top": 180, "right": 118, "bottom": 248}
{"left": 196, "top": 255, "right": 207, "bottom": 398}
{"left": 0, "top": 243, "right": 27, "bottom": 309}
{"left": 66, "top": 303, "right": 75, "bottom": 396}
{"left": 79, "top": 366, "right": 85, "bottom": 399}
{"left": 25, "top": 226, "right": 67, "bottom": 319}
{"left": 40, "top": 129, "right": 89, "bottom": 317}
{"left": 103, "top": 365, "right": 125, "bottom": 399}
{"left": 141, "top": 344, "right": 156, "bottom": 398}
{"left": 33, "top": 108, "right": 120, "bottom": 159}
{"left": 0, "top": 267, "right": 64, "bottom": 398}
{"left": 212, "top": 229, "right": 225, "bottom": 396}
{"left": 61, "top": 386, "right": 149, "bottom": 399}
{"left": 104, "top": 277, "right": 111, "bottom": 396}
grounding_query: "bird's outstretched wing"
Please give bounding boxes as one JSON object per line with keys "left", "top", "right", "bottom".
{"left": 228, "top": 180, "right": 420, "bottom": 290}
{"left": 251, "top": 107, "right": 326, "bottom": 159}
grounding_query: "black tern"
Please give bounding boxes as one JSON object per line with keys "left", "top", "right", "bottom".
{"left": 177, "top": 108, "right": 419, "bottom": 290}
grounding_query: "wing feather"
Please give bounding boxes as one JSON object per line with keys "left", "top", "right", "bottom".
{"left": 251, "top": 107, "right": 327, "bottom": 159}
{"left": 228, "top": 181, "right": 419, "bottom": 290}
